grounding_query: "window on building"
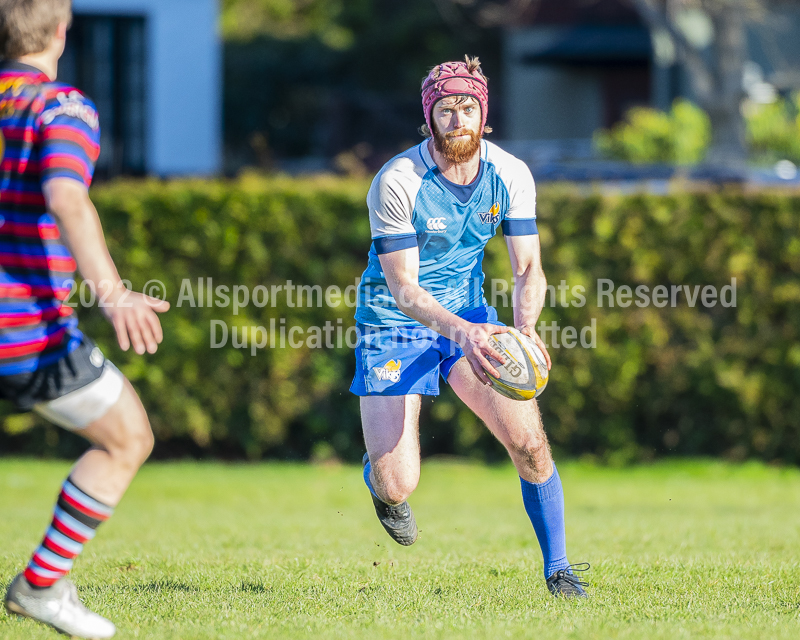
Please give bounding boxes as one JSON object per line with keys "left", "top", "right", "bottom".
{"left": 59, "top": 15, "right": 147, "bottom": 178}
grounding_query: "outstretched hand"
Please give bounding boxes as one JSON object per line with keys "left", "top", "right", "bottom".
{"left": 102, "top": 288, "right": 170, "bottom": 355}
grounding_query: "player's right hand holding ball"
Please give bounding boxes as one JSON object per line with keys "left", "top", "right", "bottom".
{"left": 456, "top": 322, "right": 510, "bottom": 385}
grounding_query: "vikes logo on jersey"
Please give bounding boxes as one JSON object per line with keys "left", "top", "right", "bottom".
{"left": 374, "top": 359, "right": 402, "bottom": 382}
{"left": 426, "top": 217, "right": 447, "bottom": 233}
{"left": 479, "top": 203, "right": 501, "bottom": 225}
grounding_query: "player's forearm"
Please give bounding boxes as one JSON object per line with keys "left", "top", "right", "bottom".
{"left": 513, "top": 266, "right": 547, "bottom": 329}
{"left": 388, "top": 280, "right": 471, "bottom": 342}
{"left": 45, "top": 185, "right": 123, "bottom": 298}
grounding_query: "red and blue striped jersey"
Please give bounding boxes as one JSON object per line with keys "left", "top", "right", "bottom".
{"left": 0, "top": 61, "right": 101, "bottom": 375}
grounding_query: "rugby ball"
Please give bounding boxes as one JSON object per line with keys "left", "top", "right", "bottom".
{"left": 484, "top": 328, "right": 549, "bottom": 401}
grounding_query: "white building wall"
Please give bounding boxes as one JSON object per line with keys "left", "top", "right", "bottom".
{"left": 72, "top": 0, "right": 221, "bottom": 176}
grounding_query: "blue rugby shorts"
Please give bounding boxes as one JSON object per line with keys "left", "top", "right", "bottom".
{"left": 350, "top": 305, "right": 504, "bottom": 396}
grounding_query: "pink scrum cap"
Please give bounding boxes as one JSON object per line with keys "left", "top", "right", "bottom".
{"left": 421, "top": 58, "right": 489, "bottom": 135}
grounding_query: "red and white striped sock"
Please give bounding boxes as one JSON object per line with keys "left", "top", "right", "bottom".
{"left": 24, "top": 478, "right": 113, "bottom": 588}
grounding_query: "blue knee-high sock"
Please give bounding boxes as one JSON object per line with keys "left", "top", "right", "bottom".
{"left": 363, "top": 459, "right": 381, "bottom": 500}
{"left": 520, "top": 463, "right": 570, "bottom": 578}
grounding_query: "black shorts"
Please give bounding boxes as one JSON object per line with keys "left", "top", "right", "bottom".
{"left": 0, "top": 337, "right": 108, "bottom": 411}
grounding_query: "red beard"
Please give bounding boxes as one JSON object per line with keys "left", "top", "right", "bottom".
{"left": 433, "top": 127, "right": 482, "bottom": 164}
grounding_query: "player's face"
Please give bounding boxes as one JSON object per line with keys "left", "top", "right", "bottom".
{"left": 431, "top": 96, "right": 482, "bottom": 164}
{"left": 431, "top": 96, "right": 481, "bottom": 138}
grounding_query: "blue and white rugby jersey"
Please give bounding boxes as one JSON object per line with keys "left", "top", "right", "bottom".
{"left": 355, "top": 139, "right": 538, "bottom": 327}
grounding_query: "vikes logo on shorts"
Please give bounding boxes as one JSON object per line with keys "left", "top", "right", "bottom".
{"left": 374, "top": 359, "right": 402, "bottom": 382}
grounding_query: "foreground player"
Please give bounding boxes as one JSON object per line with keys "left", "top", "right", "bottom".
{"left": 0, "top": 1, "right": 169, "bottom": 637}
{"left": 352, "top": 57, "right": 588, "bottom": 597}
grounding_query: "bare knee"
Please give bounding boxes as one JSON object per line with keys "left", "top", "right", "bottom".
{"left": 379, "top": 478, "right": 418, "bottom": 505}
{"left": 124, "top": 413, "right": 154, "bottom": 464}
{"left": 372, "top": 464, "right": 419, "bottom": 505}
{"left": 130, "top": 419, "right": 155, "bottom": 462}
{"left": 508, "top": 430, "right": 552, "bottom": 479}
{"left": 104, "top": 416, "right": 153, "bottom": 467}
{"left": 89, "top": 388, "right": 154, "bottom": 468}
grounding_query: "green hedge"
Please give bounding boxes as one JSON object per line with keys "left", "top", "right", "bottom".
{"left": 3, "top": 176, "right": 800, "bottom": 464}
{"left": 594, "top": 96, "right": 800, "bottom": 165}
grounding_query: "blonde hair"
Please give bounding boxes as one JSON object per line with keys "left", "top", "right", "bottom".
{"left": 0, "top": 0, "right": 72, "bottom": 59}
{"left": 464, "top": 55, "right": 484, "bottom": 75}
{"left": 420, "top": 55, "right": 492, "bottom": 138}
{"left": 421, "top": 55, "right": 488, "bottom": 89}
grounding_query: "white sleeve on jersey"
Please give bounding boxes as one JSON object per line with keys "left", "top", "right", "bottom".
{"left": 504, "top": 160, "right": 536, "bottom": 220}
{"left": 367, "top": 156, "right": 423, "bottom": 238}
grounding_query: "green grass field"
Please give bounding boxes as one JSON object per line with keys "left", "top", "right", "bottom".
{"left": 1, "top": 459, "right": 800, "bottom": 639}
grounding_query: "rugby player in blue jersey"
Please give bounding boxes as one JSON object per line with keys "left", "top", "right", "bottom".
{"left": 352, "top": 56, "right": 588, "bottom": 597}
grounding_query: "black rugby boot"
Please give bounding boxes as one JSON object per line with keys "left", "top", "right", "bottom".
{"left": 546, "top": 563, "right": 590, "bottom": 598}
{"left": 362, "top": 453, "right": 419, "bottom": 546}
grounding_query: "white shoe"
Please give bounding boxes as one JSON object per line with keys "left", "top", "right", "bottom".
{"left": 4, "top": 573, "right": 116, "bottom": 639}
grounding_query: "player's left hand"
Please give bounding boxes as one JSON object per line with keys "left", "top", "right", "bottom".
{"left": 101, "top": 288, "right": 170, "bottom": 355}
{"left": 518, "top": 325, "right": 551, "bottom": 370}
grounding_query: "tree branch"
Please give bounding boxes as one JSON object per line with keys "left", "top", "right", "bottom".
{"left": 626, "top": 0, "right": 716, "bottom": 104}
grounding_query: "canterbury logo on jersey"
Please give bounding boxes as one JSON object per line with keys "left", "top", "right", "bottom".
{"left": 374, "top": 359, "right": 402, "bottom": 382}
{"left": 479, "top": 203, "right": 501, "bottom": 225}
{"left": 426, "top": 217, "right": 447, "bottom": 232}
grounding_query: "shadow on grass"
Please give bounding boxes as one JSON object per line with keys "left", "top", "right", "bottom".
{"left": 132, "top": 580, "right": 198, "bottom": 594}
{"left": 239, "top": 580, "right": 271, "bottom": 594}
